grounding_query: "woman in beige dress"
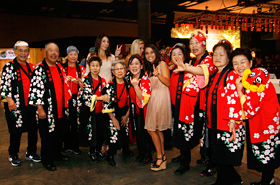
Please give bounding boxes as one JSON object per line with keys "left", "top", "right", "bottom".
{"left": 144, "top": 44, "right": 172, "bottom": 171}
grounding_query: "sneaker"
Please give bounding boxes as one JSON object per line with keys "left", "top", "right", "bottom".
{"left": 73, "top": 149, "right": 82, "bottom": 155}
{"left": 200, "top": 167, "right": 217, "bottom": 177}
{"left": 9, "top": 155, "right": 22, "bottom": 166}
{"left": 95, "top": 151, "right": 106, "bottom": 160}
{"left": 89, "top": 153, "right": 98, "bottom": 163}
{"left": 26, "top": 153, "right": 41, "bottom": 163}
{"left": 62, "top": 148, "right": 73, "bottom": 153}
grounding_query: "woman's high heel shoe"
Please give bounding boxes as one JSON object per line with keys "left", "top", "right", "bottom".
{"left": 151, "top": 158, "right": 166, "bottom": 171}
{"left": 151, "top": 155, "right": 167, "bottom": 171}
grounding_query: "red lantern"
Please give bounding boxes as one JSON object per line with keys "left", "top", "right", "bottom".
{"left": 236, "top": 17, "right": 239, "bottom": 30}
{"left": 219, "top": 15, "right": 223, "bottom": 30}
{"left": 231, "top": 16, "right": 234, "bottom": 30}
{"left": 264, "top": 19, "right": 268, "bottom": 32}
{"left": 215, "top": 15, "right": 218, "bottom": 29}
{"left": 251, "top": 18, "right": 254, "bottom": 31}
{"left": 269, "top": 19, "right": 272, "bottom": 32}
{"left": 211, "top": 14, "right": 214, "bottom": 29}
{"left": 225, "top": 16, "right": 228, "bottom": 30}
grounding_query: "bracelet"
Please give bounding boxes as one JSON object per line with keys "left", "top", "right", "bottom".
{"left": 228, "top": 121, "right": 235, "bottom": 124}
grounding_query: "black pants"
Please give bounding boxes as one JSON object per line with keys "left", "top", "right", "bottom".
{"left": 63, "top": 95, "right": 79, "bottom": 151}
{"left": 90, "top": 112, "right": 105, "bottom": 154}
{"left": 216, "top": 164, "right": 242, "bottom": 185}
{"left": 107, "top": 125, "right": 129, "bottom": 156}
{"left": 260, "top": 170, "right": 275, "bottom": 185}
{"left": 107, "top": 106, "right": 129, "bottom": 156}
{"left": 180, "top": 149, "right": 191, "bottom": 167}
{"left": 38, "top": 117, "right": 65, "bottom": 164}
{"left": 4, "top": 105, "right": 38, "bottom": 156}
{"left": 135, "top": 114, "right": 151, "bottom": 157}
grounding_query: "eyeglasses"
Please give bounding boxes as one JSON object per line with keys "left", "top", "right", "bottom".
{"left": 17, "top": 49, "right": 29, "bottom": 53}
{"left": 115, "top": 67, "right": 124, "bottom": 71}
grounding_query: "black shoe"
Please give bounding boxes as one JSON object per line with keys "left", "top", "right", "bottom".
{"left": 43, "top": 163, "right": 57, "bottom": 171}
{"left": 200, "top": 167, "right": 217, "bottom": 177}
{"left": 136, "top": 154, "right": 143, "bottom": 162}
{"left": 8, "top": 155, "right": 22, "bottom": 166}
{"left": 174, "top": 165, "right": 190, "bottom": 175}
{"left": 62, "top": 148, "right": 73, "bottom": 153}
{"left": 197, "top": 157, "right": 209, "bottom": 165}
{"left": 233, "top": 181, "right": 243, "bottom": 185}
{"left": 138, "top": 155, "right": 152, "bottom": 166}
{"left": 73, "top": 149, "right": 82, "bottom": 155}
{"left": 123, "top": 149, "right": 134, "bottom": 157}
{"left": 56, "top": 154, "right": 70, "bottom": 161}
{"left": 26, "top": 152, "right": 41, "bottom": 163}
{"left": 95, "top": 151, "right": 106, "bottom": 160}
{"left": 171, "top": 155, "right": 181, "bottom": 163}
{"left": 89, "top": 153, "right": 98, "bottom": 163}
{"left": 107, "top": 155, "right": 116, "bottom": 166}
{"left": 250, "top": 182, "right": 275, "bottom": 185}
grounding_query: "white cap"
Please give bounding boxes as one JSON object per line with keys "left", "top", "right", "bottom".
{"left": 14, "top": 41, "right": 29, "bottom": 49}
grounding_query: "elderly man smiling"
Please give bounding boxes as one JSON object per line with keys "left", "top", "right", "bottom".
{"left": 29, "top": 42, "right": 72, "bottom": 171}
{"left": 0, "top": 41, "right": 41, "bottom": 167}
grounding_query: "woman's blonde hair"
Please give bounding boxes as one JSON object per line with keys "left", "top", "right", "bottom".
{"left": 130, "top": 39, "right": 144, "bottom": 55}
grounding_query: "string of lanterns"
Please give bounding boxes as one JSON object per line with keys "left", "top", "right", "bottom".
{"left": 174, "top": 11, "right": 280, "bottom": 34}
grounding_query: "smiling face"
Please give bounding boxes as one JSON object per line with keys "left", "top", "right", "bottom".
{"left": 213, "top": 46, "right": 229, "bottom": 71}
{"left": 67, "top": 51, "right": 78, "bottom": 64}
{"left": 189, "top": 37, "right": 205, "bottom": 58}
{"left": 232, "top": 54, "right": 252, "bottom": 76}
{"left": 113, "top": 63, "right": 125, "bottom": 79}
{"left": 45, "top": 43, "right": 59, "bottom": 65}
{"left": 100, "top": 36, "right": 109, "bottom": 52}
{"left": 171, "top": 48, "right": 185, "bottom": 63}
{"left": 14, "top": 46, "right": 29, "bottom": 63}
{"left": 89, "top": 60, "right": 101, "bottom": 76}
{"left": 129, "top": 58, "right": 142, "bottom": 76}
{"left": 145, "top": 47, "right": 156, "bottom": 64}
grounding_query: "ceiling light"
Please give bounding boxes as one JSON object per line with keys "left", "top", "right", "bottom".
{"left": 178, "top": 1, "right": 191, "bottom": 6}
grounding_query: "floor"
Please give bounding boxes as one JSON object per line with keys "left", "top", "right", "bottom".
{"left": 0, "top": 102, "right": 279, "bottom": 185}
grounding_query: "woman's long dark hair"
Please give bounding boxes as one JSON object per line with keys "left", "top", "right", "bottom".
{"left": 144, "top": 44, "right": 161, "bottom": 76}
{"left": 95, "top": 34, "right": 111, "bottom": 57}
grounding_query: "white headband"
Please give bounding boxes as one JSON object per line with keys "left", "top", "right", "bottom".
{"left": 14, "top": 41, "right": 29, "bottom": 48}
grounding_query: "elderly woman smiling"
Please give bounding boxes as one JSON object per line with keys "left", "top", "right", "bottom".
{"left": 225, "top": 48, "right": 280, "bottom": 185}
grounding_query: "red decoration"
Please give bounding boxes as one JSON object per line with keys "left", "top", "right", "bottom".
{"left": 225, "top": 16, "right": 228, "bottom": 30}
{"left": 215, "top": 15, "right": 218, "bottom": 29}
{"left": 269, "top": 19, "right": 272, "bottom": 32}
{"left": 251, "top": 18, "right": 254, "bottom": 31}
{"left": 211, "top": 15, "right": 214, "bottom": 29}
{"left": 231, "top": 16, "right": 234, "bottom": 30}
{"left": 220, "top": 15, "right": 223, "bottom": 30}
{"left": 236, "top": 17, "right": 239, "bottom": 30}
{"left": 265, "top": 19, "right": 268, "bottom": 32}
{"left": 245, "top": 17, "right": 248, "bottom": 31}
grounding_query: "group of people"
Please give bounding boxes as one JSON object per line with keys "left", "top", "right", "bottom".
{"left": 1, "top": 31, "right": 280, "bottom": 185}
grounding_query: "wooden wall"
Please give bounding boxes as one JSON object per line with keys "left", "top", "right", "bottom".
{"left": 0, "top": 13, "right": 138, "bottom": 48}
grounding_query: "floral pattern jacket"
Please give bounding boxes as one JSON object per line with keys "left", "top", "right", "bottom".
{"left": 28, "top": 59, "right": 71, "bottom": 132}
{"left": 0, "top": 58, "right": 35, "bottom": 129}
